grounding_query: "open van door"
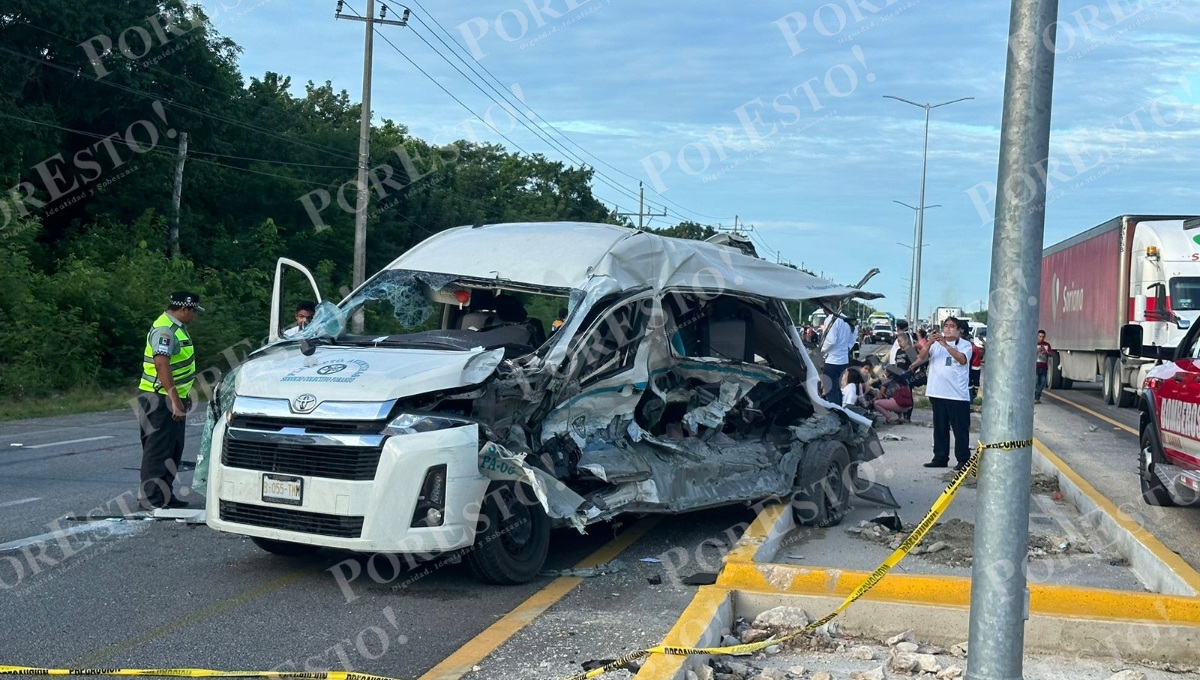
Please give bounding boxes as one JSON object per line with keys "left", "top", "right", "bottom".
{"left": 270, "top": 257, "right": 323, "bottom": 342}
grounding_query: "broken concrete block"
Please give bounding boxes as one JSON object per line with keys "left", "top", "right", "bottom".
{"left": 893, "top": 641, "right": 919, "bottom": 654}
{"left": 848, "top": 645, "right": 875, "bottom": 660}
{"left": 811, "top": 673, "right": 832, "bottom": 680}
{"left": 889, "top": 652, "right": 919, "bottom": 674}
{"left": 1105, "top": 672, "right": 1146, "bottom": 680}
{"left": 937, "top": 665, "right": 964, "bottom": 679}
{"left": 753, "top": 606, "right": 812, "bottom": 631}
{"left": 915, "top": 653, "right": 941, "bottom": 673}
{"left": 950, "top": 642, "right": 968, "bottom": 658}
{"left": 851, "top": 666, "right": 886, "bottom": 680}
{"left": 740, "top": 628, "right": 771, "bottom": 643}
{"left": 885, "top": 629, "right": 917, "bottom": 646}
{"left": 926, "top": 540, "right": 948, "bottom": 553}
{"left": 694, "top": 666, "right": 715, "bottom": 680}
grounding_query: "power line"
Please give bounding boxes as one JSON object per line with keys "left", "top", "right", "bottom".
{"left": 405, "top": 0, "right": 734, "bottom": 223}
{"left": 341, "top": 4, "right": 655, "bottom": 215}
{"left": 188, "top": 150, "right": 356, "bottom": 169}
{"left": 0, "top": 44, "right": 361, "bottom": 163}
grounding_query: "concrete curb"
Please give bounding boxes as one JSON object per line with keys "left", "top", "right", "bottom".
{"left": 1032, "top": 438, "right": 1200, "bottom": 596}
{"left": 634, "top": 434, "right": 1200, "bottom": 679}
{"left": 634, "top": 586, "right": 732, "bottom": 680}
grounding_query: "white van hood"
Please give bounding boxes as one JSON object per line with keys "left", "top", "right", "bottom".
{"left": 234, "top": 344, "right": 497, "bottom": 404}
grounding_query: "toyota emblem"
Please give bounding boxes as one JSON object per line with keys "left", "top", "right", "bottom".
{"left": 293, "top": 393, "right": 318, "bottom": 413}
{"left": 317, "top": 363, "right": 347, "bottom": 375}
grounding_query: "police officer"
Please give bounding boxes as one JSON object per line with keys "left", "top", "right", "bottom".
{"left": 136, "top": 292, "right": 202, "bottom": 509}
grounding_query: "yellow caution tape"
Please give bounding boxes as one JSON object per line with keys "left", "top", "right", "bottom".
{"left": 560, "top": 438, "right": 1033, "bottom": 680}
{"left": 0, "top": 670, "right": 399, "bottom": 680}
{"left": 2, "top": 439, "right": 1033, "bottom": 680}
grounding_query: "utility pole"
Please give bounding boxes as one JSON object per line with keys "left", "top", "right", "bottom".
{"left": 169, "top": 132, "right": 188, "bottom": 261}
{"left": 336, "top": 0, "right": 409, "bottom": 331}
{"left": 617, "top": 182, "right": 667, "bottom": 229}
{"left": 967, "top": 1, "right": 1058, "bottom": 678}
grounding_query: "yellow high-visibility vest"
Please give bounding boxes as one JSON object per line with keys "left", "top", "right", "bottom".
{"left": 139, "top": 313, "right": 196, "bottom": 399}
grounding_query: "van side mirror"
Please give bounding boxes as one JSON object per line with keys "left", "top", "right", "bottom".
{"left": 1178, "top": 318, "right": 1192, "bottom": 330}
{"left": 1120, "top": 324, "right": 1143, "bottom": 356}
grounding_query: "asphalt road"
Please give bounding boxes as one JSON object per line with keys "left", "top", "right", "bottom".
{"left": 1036, "top": 383, "right": 1200, "bottom": 573}
{"left": 0, "top": 406, "right": 761, "bottom": 680}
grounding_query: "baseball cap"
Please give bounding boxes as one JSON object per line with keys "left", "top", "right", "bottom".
{"left": 170, "top": 291, "right": 205, "bottom": 312}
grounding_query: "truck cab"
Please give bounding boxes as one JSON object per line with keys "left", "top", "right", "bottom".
{"left": 1138, "top": 315, "right": 1200, "bottom": 507}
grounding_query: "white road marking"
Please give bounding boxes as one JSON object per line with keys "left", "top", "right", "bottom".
{"left": 0, "top": 497, "right": 40, "bottom": 508}
{"left": 22, "top": 436, "right": 114, "bottom": 450}
{"left": 0, "top": 518, "right": 149, "bottom": 552}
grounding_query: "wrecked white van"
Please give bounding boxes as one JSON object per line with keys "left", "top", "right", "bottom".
{"left": 202, "top": 222, "right": 886, "bottom": 584}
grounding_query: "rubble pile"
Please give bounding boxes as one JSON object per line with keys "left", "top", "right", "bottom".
{"left": 846, "top": 517, "right": 1092, "bottom": 568}
{"left": 683, "top": 614, "right": 1163, "bottom": 680}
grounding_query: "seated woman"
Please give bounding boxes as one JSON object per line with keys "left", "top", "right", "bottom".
{"left": 873, "top": 377, "right": 914, "bottom": 424}
{"left": 841, "top": 367, "right": 867, "bottom": 409}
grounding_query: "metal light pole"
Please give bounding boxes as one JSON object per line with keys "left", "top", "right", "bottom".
{"left": 893, "top": 200, "right": 940, "bottom": 322}
{"left": 885, "top": 96, "right": 973, "bottom": 325}
{"left": 895, "top": 242, "right": 930, "bottom": 323}
{"left": 967, "top": 0, "right": 1058, "bottom": 678}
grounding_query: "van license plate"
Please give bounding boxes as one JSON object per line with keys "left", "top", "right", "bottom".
{"left": 262, "top": 474, "right": 303, "bottom": 506}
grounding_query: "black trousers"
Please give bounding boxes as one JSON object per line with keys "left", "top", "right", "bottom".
{"left": 969, "top": 368, "right": 982, "bottom": 401}
{"left": 930, "top": 396, "right": 971, "bottom": 465}
{"left": 822, "top": 362, "right": 848, "bottom": 403}
{"left": 136, "top": 392, "right": 187, "bottom": 507}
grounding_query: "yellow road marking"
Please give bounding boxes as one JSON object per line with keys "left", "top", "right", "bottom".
{"left": 635, "top": 586, "right": 730, "bottom": 679}
{"left": 417, "top": 517, "right": 661, "bottom": 680}
{"left": 1043, "top": 390, "right": 1138, "bottom": 435}
{"left": 78, "top": 566, "right": 320, "bottom": 667}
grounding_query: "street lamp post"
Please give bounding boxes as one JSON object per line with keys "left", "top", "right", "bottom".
{"left": 884, "top": 95, "right": 974, "bottom": 325}
{"left": 893, "top": 200, "right": 941, "bottom": 322}
{"left": 895, "top": 242, "right": 931, "bottom": 322}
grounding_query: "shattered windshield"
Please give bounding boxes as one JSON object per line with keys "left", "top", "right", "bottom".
{"left": 330, "top": 270, "right": 460, "bottom": 338}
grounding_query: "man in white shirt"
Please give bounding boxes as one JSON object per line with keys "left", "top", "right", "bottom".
{"left": 916, "top": 317, "right": 974, "bottom": 470}
{"left": 820, "top": 315, "right": 857, "bottom": 403}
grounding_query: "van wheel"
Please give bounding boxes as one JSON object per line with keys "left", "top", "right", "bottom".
{"left": 1140, "top": 425, "right": 1175, "bottom": 507}
{"left": 793, "top": 441, "right": 852, "bottom": 528}
{"left": 466, "top": 482, "right": 550, "bottom": 585}
{"left": 251, "top": 536, "right": 321, "bottom": 556}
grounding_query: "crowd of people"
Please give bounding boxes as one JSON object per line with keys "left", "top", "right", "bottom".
{"left": 803, "top": 313, "right": 1058, "bottom": 471}
{"left": 802, "top": 314, "right": 987, "bottom": 472}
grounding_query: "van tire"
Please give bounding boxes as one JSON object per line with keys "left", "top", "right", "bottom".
{"left": 793, "top": 441, "right": 852, "bottom": 528}
{"left": 1140, "top": 424, "right": 1175, "bottom": 507}
{"left": 251, "top": 536, "right": 321, "bottom": 557}
{"left": 466, "top": 482, "right": 550, "bottom": 585}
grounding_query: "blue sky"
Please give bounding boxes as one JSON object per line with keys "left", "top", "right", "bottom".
{"left": 205, "top": 0, "right": 1200, "bottom": 320}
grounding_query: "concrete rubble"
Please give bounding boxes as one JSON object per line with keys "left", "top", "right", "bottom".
{"left": 693, "top": 618, "right": 1186, "bottom": 680}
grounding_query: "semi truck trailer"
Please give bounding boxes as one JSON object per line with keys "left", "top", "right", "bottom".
{"left": 1039, "top": 215, "right": 1200, "bottom": 407}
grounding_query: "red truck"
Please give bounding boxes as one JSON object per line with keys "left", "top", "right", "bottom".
{"left": 1039, "top": 215, "right": 1199, "bottom": 408}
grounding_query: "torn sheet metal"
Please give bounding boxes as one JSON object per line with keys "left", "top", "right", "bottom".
{"left": 479, "top": 442, "right": 586, "bottom": 529}
{"left": 682, "top": 380, "right": 745, "bottom": 432}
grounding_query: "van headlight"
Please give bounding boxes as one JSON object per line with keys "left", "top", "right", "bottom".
{"left": 383, "top": 413, "right": 475, "bottom": 436}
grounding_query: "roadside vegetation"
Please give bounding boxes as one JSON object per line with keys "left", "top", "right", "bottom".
{"left": 0, "top": 0, "right": 871, "bottom": 417}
